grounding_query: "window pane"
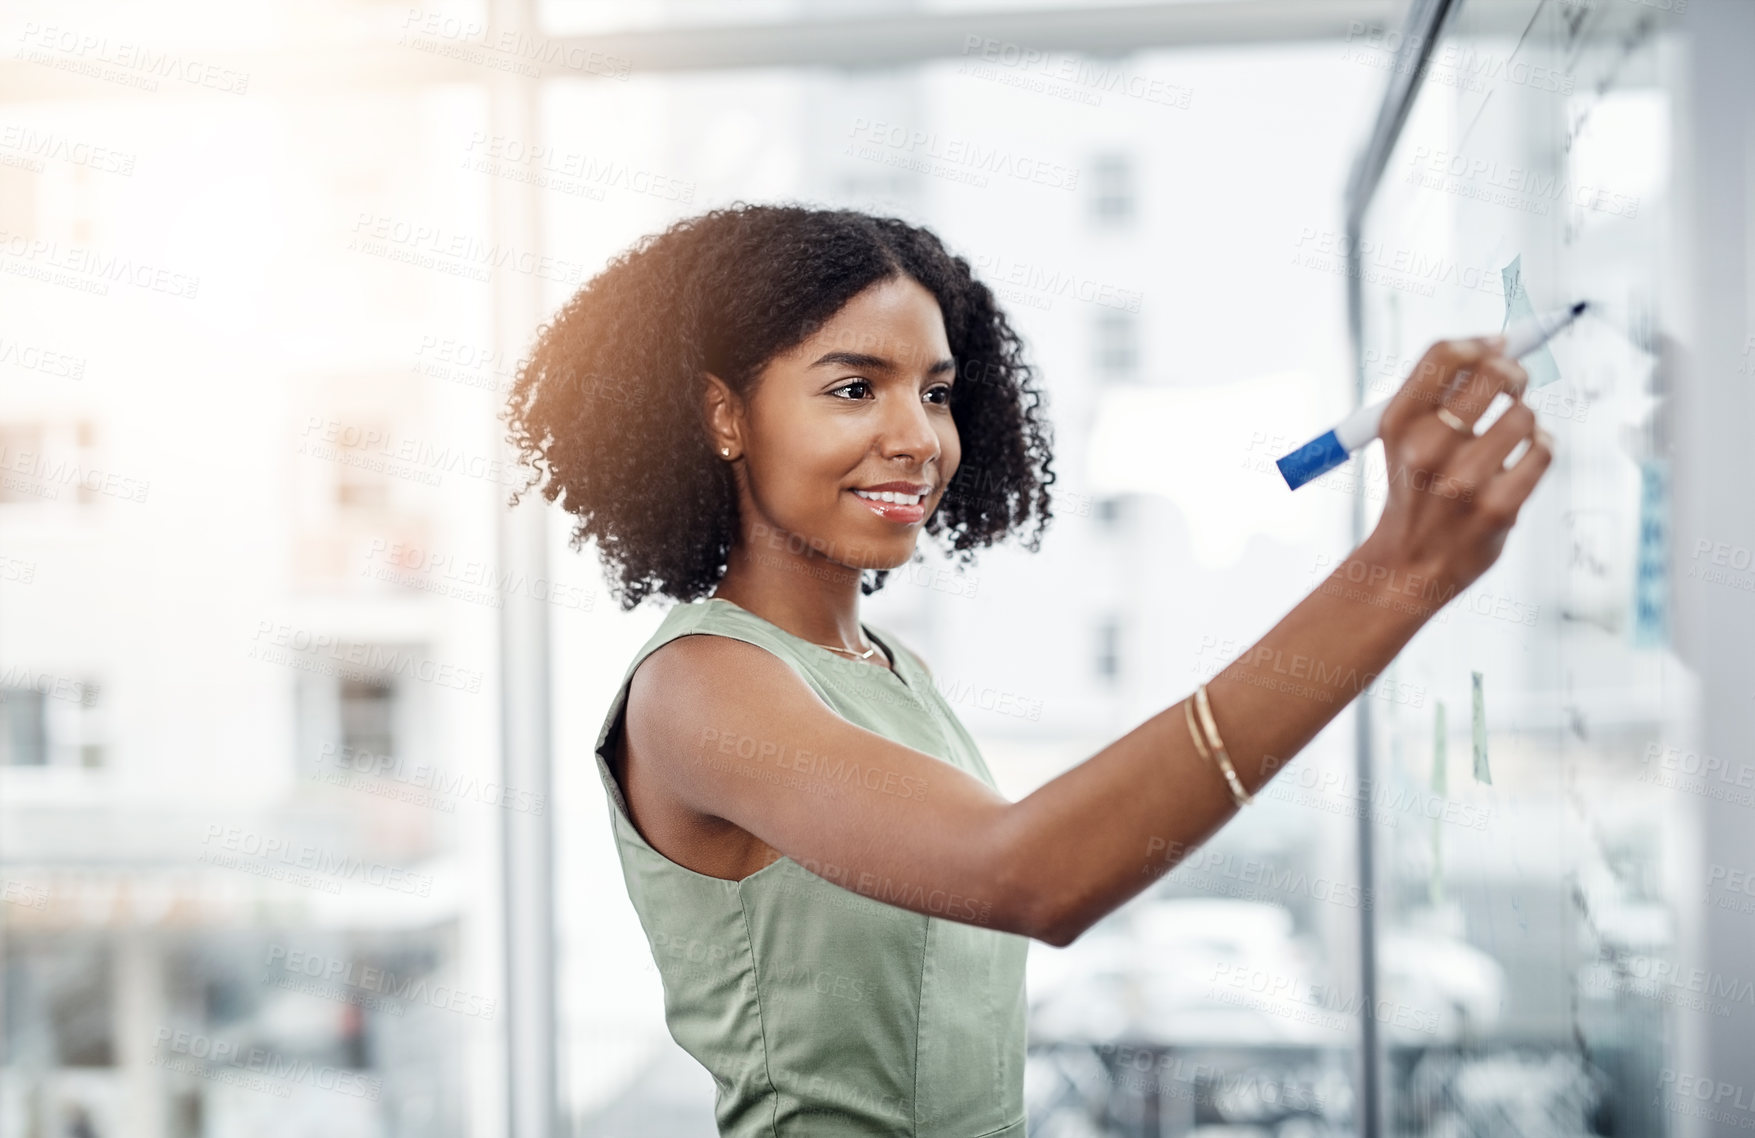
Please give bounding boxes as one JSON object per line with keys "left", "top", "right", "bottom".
{"left": 1354, "top": 1, "right": 1693, "bottom": 1132}
{"left": 0, "top": 688, "right": 48, "bottom": 766}
{"left": 0, "top": 70, "right": 509, "bottom": 1138}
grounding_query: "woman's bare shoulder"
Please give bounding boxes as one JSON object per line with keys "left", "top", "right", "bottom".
{"left": 629, "top": 631, "right": 782, "bottom": 714}
{"left": 622, "top": 632, "right": 811, "bottom": 777}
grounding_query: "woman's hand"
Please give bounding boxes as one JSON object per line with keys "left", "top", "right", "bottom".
{"left": 1358, "top": 336, "right": 1555, "bottom": 607}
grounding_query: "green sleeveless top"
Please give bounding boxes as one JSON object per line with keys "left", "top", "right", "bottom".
{"left": 591, "top": 596, "right": 1030, "bottom": 1137}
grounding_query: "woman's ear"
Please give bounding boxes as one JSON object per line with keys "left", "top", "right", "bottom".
{"left": 701, "top": 371, "right": 742, "bottom": 459}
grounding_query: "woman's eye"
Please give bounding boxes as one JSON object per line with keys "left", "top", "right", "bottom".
{"left": 830, "top": 380, "right": 952, "bottom": 403}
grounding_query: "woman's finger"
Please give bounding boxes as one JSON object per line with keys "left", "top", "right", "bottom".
{"left": 1386, "top": 336, "right": 1505, "bottom": 432}
{"left": 1477, "top": 426, "right": 1555, "bottom": 521}
{"left": 1461, "top": 400, "right": 1538, "bottom": 477}
{"left": 1437, "top": 354, "right": 1529, "bottom": 433}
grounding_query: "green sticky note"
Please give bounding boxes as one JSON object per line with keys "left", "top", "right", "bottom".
{"left": 1501, "top": 255, "right": 1562, "bottom": 387}
{"left": 1471, "top": 671, "right": 1491, "bottom": 784}
{"left": 1431, "top": 701, "right": 1447, "bottom": 905}
{"left": 1432, "top": 701, "right": 1448, "bottom": 796}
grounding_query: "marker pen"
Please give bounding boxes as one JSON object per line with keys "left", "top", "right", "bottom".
{"left": 1275, "top": 301, "right": 1589, "bottom": 490}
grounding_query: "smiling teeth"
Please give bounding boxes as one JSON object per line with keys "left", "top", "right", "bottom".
{"left": 854, "top": 490, "right": 925, "bottom": 505}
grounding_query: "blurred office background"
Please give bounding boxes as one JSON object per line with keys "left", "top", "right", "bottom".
{"left": 2, "top": 0, "right": 1751, "bottom": 1136}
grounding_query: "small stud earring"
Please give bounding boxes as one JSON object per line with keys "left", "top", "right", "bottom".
{"left": 721, "top": 447, "right": 731, "bottom": 458}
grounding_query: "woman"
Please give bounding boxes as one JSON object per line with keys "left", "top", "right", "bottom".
{"left": 502, "top": 203, "right": 1547, "bottom": 1137}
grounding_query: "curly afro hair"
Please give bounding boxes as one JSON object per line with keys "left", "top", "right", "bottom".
{"left": 501, "top": 201, "right": 1058, "bottom": 612}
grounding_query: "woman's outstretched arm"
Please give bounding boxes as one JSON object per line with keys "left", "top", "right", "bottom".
{"left": 1001, "top": 532, "right": 1466, "bottom": 945}
{"left": 629, "top": 336, "right": 1549, "bottom": 946}
{"left": 1008, "top": 335, "right": 1548, "bottom": 943}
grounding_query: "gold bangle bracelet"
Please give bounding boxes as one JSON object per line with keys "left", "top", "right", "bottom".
{"left": 1183, "top": 690, "right": 1247, "bottom": 808}
{"left": 1184, "top": 696, "right": 1214, "bottom": 765}
{"left": 1193, "top": 683, "right": 1254, "bottom": 808}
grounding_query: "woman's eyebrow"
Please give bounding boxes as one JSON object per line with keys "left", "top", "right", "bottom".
{"left": 809, "top": 350, "right": 956, "bottom": 376}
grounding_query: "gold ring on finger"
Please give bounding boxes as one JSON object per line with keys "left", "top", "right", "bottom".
{"left": 1435, "top": 406, "right": 1470, "bottom": 435}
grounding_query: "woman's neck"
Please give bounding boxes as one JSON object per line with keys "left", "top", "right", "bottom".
{"left": 710, "top": 547, "right": 871, "bottom": 653}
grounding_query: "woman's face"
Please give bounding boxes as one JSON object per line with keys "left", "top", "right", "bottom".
{"left": 712, "top": 274, "right": 962, "bottom": 574}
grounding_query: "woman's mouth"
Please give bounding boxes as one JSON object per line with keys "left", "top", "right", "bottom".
{"left": 849, "top": 488, "right": 927, "bottom": 524}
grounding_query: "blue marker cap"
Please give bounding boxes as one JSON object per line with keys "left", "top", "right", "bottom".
{"left": 1275, "top": 430, "right": 1349, "bottom": 491}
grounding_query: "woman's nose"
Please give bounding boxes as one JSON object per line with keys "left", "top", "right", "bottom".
{"left": 879, "top": 392, "right": 940, "bottom": 461}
